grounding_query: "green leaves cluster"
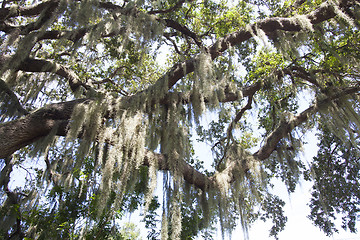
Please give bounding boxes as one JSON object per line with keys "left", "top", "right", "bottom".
{"left": 307, "top": 125, "right": 360, "bottom": 236}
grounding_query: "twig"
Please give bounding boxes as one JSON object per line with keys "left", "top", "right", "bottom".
{"left": 215, "top": 95, "right": 254, "bottom": 169}
{"left": 163, "top": 18, "right": 203, "bottom": 48}
{"left": 164, "top": 34, "right": 182, "bottom": 55}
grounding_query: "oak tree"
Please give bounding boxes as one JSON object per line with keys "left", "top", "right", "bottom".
{"left": 1, "top": 0, "right": 360, "bottom": 239}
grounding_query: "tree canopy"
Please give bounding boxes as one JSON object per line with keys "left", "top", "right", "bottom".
{"left": 1, "top": 0, "right": 360, "bottom": 239}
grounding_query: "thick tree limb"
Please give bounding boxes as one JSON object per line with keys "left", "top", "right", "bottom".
{"left": 253, "top": 107, "right": 315, "bottom": 161}
{"left": 154, "top": 0, "right": 350, "bottom": 91}
{"left": 0, "top": 82, "right": 259, "bottom": 191}
{"left": 0, "top": 0, "right": 60, "bottom": 36}
{"left": 0, "top": 23, "right": 127, "bottom": 43}
{"left": 0, "top": 0, "right": 59, "bottom": 21}
{"left": 253, "top": 85, "right": 360, "bottom": 160}
{"left": 0, "top": 99, "right": 88, "bottom": 158}
{"left": 0, "top": 24, "right": 85, "bottom": 42}
{"left": 20, "top": 58, "right": 87, "bottom": 93}
{"left": 143, "top": 150, "right": 215, "bottom": 190}
{"left": 0, "top": 83, "right": 255, "bottom": 159}
{"left": 0, "top": 56, "right": 86, "bottom": 93}
{"left": 1, "top": 84, "right": 359, "bottom": 191}
{"left": 163, "top": 18, "right": 203, "bottom": 48}
{"left": 0, "top": 97, "right": 214, "bottom": 190}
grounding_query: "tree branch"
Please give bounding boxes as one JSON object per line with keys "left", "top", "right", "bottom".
{"left": 253, "top": 84, "right": 360, "bottom": 160}
{"left": 143, "top": 150, "right": 215, "bottom": 191}
{"left": 163, "top": 18, "right": 203, "bottom": 48}
{"left": 0, "top": 82, "right": 256, "bottom": 191}
{"left": 227, "top": 95, "right": 254, "bottom": 137}
{"left": 0, "top": 81, "right": 255, "bottom": 159}
{"left": 0, "top": 99, "right": 89, "bottom": 158}
{"left": 0, "top": 0, "right": 59, "bottom": 21}
{"left": 0, "top": 97, "right": 215, "bottom": 191}
{"left": 0, "top": 56, "right": 87, "bottom": 93}
{"left": 1, "top": 84, "right": 359, "bottom": 191}
{"left": 282, "top": 65, "right": 322, "bottom": 88}
{"left": 205, "top": 84, "right": 360, "bottom": 190}
{"left": 151, "top": 0, "right": 349, "bottom": 91}
{"left": 0, "top": 79, "right": 29, "bottom": 118}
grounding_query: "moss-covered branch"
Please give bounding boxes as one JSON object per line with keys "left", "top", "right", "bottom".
{"left": 1, "top": 84, "right": 359, "bottom": 191}
{"left": 0, "top": 0, "right": 59, "bottom": 21}
{"left": 0, "top": 56, "right": 87, "bottom": 93}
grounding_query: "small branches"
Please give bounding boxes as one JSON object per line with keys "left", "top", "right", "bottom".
{"left": 163, "top": 34, "right": 182, "bottom": 55}
{"left": 0, "top": 156, "right": 26, "bottom": 239}
{"left": 227, "top": 95, "right": 254, "bottom": 139}
{"left": 282, "top": 65, "right": 321, "bottom": 88}
{"left": 0, "top": 79, "right": 29, "bottom": 118}
{"left": 163, "top": 18, "right": 203, "bottom": 48}
{"left": 90, "top": 78, "right": 129, "bottom": 96}
{"left": 215, "top": 94, "right": 255, "bottom": 170}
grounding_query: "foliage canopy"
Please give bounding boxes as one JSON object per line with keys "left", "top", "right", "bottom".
{"left": 1, "top": 0, "right": 360, "bottom": 239}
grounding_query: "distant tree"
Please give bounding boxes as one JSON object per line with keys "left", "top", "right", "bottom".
{"left": 0, "top": 0, "right": 360, "bottom": 239}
